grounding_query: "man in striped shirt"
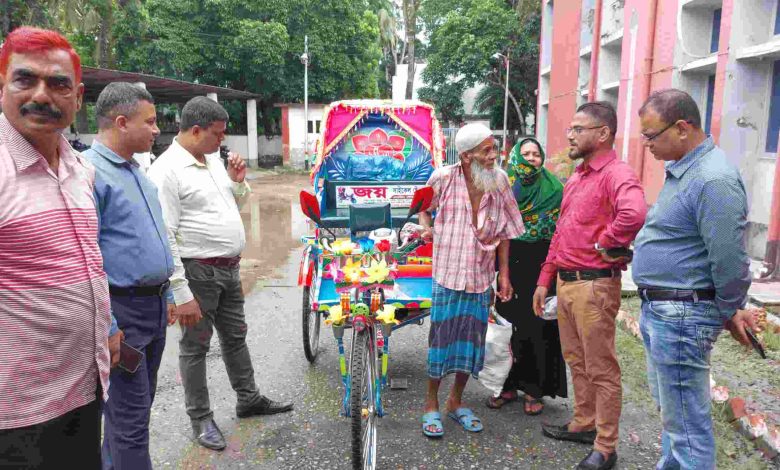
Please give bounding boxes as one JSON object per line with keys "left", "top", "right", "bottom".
{"left": 0, "top": 27, "right": 119, "bottom": 468}
{"left": 417, "top": 123, "right": 525, "bottom": 437}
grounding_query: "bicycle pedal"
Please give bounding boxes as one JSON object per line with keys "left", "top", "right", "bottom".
{"left": 390, "top": 377, "right": 408, "bottom": 389}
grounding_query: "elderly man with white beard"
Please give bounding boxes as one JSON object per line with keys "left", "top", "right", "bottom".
{"left": 417, "top": 123, "right": 525, "bottom": 438}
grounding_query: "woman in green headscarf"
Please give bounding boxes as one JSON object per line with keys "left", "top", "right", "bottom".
{"left": 488, "top": 137, "right": 567, "bottom": 415}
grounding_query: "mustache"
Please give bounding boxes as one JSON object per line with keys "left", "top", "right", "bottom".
{"left": 20, "top": 102, "right": 63, "bottom": 119}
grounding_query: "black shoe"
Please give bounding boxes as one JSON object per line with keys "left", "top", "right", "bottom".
{"left": 236, "top": 395, "right": 294, "bottom": 418}
{"left": 192, "top": 418, "right": 226, "bottom": 451}
{"left": 577, "top": 450, "right": 617, "bottom": 470}
{"left": 541, "top": 422, "right": 597, "bottom": 444}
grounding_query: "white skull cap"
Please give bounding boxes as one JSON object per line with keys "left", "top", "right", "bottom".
{"left": 455, "top": 123, "right": 493, "bottom": 154}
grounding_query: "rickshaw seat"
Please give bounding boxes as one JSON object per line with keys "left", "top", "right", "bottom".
{"left": 349, "top": 203, "right": 392, "bottom": 232}
{"left": 319, "top": 207, "right": 417, "bottom": 229}
{"left": 318, "top": 180, "right": 422, "bottom": 229}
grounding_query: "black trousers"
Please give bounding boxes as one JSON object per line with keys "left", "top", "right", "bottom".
{"left": 0, "top": 392, "right": 101, "bottom": 469}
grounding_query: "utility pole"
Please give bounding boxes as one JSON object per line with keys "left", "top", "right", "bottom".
{"left": 301, "top": 36, "right": 310, "bottom": 170}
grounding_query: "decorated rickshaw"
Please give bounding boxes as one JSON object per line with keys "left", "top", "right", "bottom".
{"left": 297, "top": 100, "right": 444, "bottom": 469}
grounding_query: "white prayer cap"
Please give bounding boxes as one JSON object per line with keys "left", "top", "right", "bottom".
{"left": 455, "top": 123, "right": 493, "bottom": 154}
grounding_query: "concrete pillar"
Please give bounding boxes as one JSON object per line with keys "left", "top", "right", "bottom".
{"left": 246, "top": 99, "right": 258, "bottom": 163}
{"left": 207, "top": 93, "right": 218, "bottom": 102}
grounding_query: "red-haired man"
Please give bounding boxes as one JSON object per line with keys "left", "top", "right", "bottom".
{"left": 0, "top": 26, "right": 120, "bottom": 468}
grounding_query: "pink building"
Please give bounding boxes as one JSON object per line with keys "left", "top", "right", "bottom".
{"left": 537, "top": 0, "right": 780, "bottom": 264}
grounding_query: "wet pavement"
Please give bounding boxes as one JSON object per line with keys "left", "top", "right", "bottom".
{"left": 148, "top": 172, "right": 665, "bottom": 469}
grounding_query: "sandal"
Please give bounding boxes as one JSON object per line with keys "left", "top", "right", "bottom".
{"left": 421, "top": 411, "right": 444, "bottom": 438}
{"left": 486, "top": 391, "right": 518, "bottom": 409}
{"left": 447, "top": 407, "right": 483, "bottom": 432}
{"left": 523, "top": 396, "right": 544, "bottom": 416}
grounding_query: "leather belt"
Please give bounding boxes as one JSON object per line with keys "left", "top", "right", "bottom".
{"left": 559, "top": 269, "right": 619, "bottom": 282}
{"left": 638, "top": 288, "right": 716, "bottom": 303}
{"left": 109, "top": 281, "right": 170, "bottom": 297}
{"left": 184, "top": 256, "right": 242, "bottom": 269}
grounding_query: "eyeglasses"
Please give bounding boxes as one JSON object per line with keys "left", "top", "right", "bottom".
{"left": 641, "top": 120, "right": 691, "bottom": 141}
{"left": 565, "top": 125, "right": 605, "bottom": 136}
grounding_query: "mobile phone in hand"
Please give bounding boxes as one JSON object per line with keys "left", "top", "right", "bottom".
{"left": 119, "top": 341, "right": 144, "bottom": 373}
{"left": 605, "top": 246, "right": 633, "bottom": 259}
{"left": 745, "top": 329, "right": 767, "bottom": 359}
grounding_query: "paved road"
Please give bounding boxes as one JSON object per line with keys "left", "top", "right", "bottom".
{"left": 146, "top": 172, "right": 663, "bottom": 469}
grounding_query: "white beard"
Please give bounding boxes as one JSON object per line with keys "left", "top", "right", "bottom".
{"left": 470, "top": 159, "right": 500, "bottom": 193}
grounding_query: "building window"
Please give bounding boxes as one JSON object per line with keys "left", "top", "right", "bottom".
{"left": 766, "top": 60, "right": 780, "bottom": 153}
{"left": 775, "top": 1, "right": 780, "bottom": 35}
{"left": 704, "top": 74, "right": 716, "bottom": 134}
{"left": 307, "top": 120, "right": 320, "bottom": 134}
{"left": 710, "top": 8, "right": 721, "bottom": 53}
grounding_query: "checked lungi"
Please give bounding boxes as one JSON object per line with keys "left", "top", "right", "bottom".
{"left": 427, "top": 281, "right": 492, "bottom": 379}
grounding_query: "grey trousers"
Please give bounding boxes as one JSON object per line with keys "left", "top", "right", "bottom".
{"left": 180, "top": 259, "right": 261, "bottom": 422}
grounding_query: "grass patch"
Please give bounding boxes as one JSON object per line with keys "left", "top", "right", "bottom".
{"left": 762, "top": 327, "right": 780, "bottom": 353}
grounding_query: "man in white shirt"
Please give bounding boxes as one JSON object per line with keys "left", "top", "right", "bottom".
{"left": 149, "top": 97, "right": 293, "bottom": 452}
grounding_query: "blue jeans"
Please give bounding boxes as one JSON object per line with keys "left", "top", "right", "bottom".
{"left": 639, "top": 300, "right": 723, "bottom": 470}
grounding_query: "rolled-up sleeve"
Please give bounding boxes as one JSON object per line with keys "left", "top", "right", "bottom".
{"left": 696, "top": 178, "right": 752, "bottom": 319}
{"left": 497, "top": 175, "right": 525, "bottom": 240}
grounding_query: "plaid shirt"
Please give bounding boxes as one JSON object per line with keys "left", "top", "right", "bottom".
{"left": 427, "top": 163, "right": 525, "bottom": 293}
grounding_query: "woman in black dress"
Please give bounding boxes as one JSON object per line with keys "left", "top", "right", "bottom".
{"left": 488, "top": 137, "right": 567, "bottom": 415}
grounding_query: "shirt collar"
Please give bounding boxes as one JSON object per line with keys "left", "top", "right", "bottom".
{"left": 90, "top": 140, "right": 138, "bottom": 167}
{"left": 577, "top": 149, "right": 616, "bottom": 174}
{"left": 665, "top": 136, "right": 714, "bottom": 179}
{"left": 169, "top": 138, "right": 206, "bottom": 168}
{"left": 0, "top": 113, "right": 78, "bottom": 172}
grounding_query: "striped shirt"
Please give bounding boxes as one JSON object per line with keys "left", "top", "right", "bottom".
{"left": 0, "top": 114, "right": 111, "bottom": 429}
{"left": 427, "top": 163, "right": 525, "bottom": 293}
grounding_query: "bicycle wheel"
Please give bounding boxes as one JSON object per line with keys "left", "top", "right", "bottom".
{"left": 350, "top": 327, "right": 377, "bottom": 470}
{"left": 301, "top": 284, "right": 321, "bottom": 363}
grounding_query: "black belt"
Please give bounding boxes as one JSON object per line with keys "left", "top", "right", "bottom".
{"left": 638, "top": 288, "right": 716, "bottom": 302}
{"left": 109, "top": 281, "right": 170, "bottom": 297}
{"left": 559, "top": 269, "right": 619, "bottom": 282}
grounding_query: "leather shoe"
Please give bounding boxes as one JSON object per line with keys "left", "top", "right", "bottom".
{"left": 577, "top": 450, "right": 617, "bottom": 470}
{"left": 541, "top": 422, "right": 596, "bottom": 444}
{"left": 192, "top": 418, "right": 226, "bottom": 451}
{"left": 236, "top": 395, "right": 294, "bottom": 418}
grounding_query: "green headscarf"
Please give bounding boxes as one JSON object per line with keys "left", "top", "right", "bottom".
{"left": 507, "top": 137, "right": 564, "bottom": 242}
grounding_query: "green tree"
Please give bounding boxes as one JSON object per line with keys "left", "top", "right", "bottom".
{"left": 419, "top": 0, "right": 540, "bottom": 134}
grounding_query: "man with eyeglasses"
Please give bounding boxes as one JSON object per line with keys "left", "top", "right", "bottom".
{"left": 632, "top": 89, "right": 756, "bottom": 470}
{"left": 532, "top": 101, "right": 646, "bottom": 470}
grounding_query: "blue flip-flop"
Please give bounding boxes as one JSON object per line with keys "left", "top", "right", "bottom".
{"left": 447, "top": 407, "right": 483, "bottom": 432}
{"left": 421, "top": 411, "right": 444, "bottom": 438}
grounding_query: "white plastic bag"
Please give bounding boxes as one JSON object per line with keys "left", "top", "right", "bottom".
{"left": 477, "top": 310, "right": 513, "bottom": 397}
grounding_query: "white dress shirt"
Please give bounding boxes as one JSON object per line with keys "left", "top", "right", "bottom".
{"left": 148, "top": 138, "right": 250, "bottom": 305}
{"left": 132, "top": 152, "right": 153, "bottom": 173}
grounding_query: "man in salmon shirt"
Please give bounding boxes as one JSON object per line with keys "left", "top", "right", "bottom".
{"left": 532, "top": 102, "right": 647, "bottom": 470}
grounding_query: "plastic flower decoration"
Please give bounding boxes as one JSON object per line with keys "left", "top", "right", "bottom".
{"left": 375, "top": 239, "right": 391, "bottom": 253}
{"left": 330, "top": 239, "right": 354, "bottom": 255}
{"left": 364, "top": 259, "right": 390, "bottom": 284}
{"left": 375, "top": 304, "right": 399, "bottom": 325}
{"left": 327, "top": 260, "right": 345, "bottom": 283}
{"left": 342, "top": 258, "right": 363, "bottom": 283}
{"left": 325, "top": 305, "right": 348, "bottom": 326}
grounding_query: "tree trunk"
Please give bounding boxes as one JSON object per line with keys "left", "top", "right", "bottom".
{"left": 403, "top": 0, "right": 419, "bottom": 100}
{"left": 96, "top": 0, "right": 113, "bottom": 68}
{"left": 2, "top": 0, "right": 10, "bottom": 36}
{"left": 24, "top": 0, "right": 48, "bottom": 27}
